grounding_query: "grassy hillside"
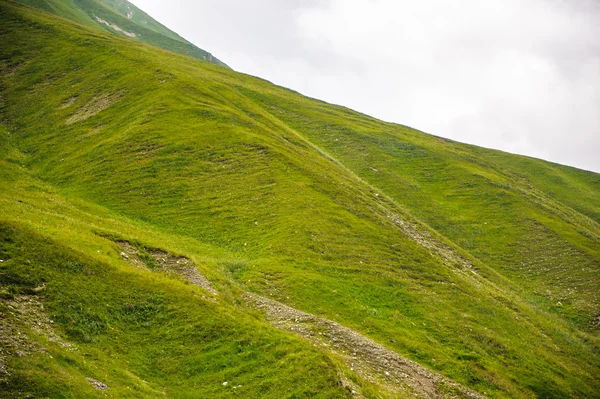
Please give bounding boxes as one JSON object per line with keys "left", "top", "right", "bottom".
{"left": 0, "top": 222, "right": 347, "bottom": 398}
{"left": 1, "top": 1, "right": 599, "bottom": 398}
{"left": 253, "top": 94, "right": 600, "bottom": 328}
{"left": 13, "top": 0, "right": 229, "bottom": 67}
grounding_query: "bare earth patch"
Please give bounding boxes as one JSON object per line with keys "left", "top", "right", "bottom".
{"left": 0, "top": 60, "right": 24, "bottom": 77}
{"left": 244, "top": 293, "right": 486, "bottom": 399}
{"left": 86, "top": 377, "right": 109, "bottom": 390}
{"left": 382, "top": 206, "right": 477, "bottom": 274}
{"left": 117, "top": 241, "right": 146, "bottom": 269}
{"left": 66, "top": 93, "right": 121, "bottom": 125}
{"left": 59, "top": 96, "right": 78, "bottom": 109}
{"left": 95, "top": 17, "right": 136, "bottom": 38}
{"left": 116, "top": 241, "right": 217, "bottom": 295}
{"left": 148, "top": 249, "right": 218, "bottom": 295}
{"left": 0, "top": 293, "right": 76, "bottom": 379}
{"left": 113, "top": 240, "right": 483, "bottom": 398}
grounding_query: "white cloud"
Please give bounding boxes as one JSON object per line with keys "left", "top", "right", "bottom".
{"left": 131, "top": 0, "right": 600, "bottom": 172}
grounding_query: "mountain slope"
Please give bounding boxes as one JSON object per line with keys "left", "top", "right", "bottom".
{"left": 251, "top": 93, "right": 600, "bottom": 328}
{"left": 13, "top": 0, "right": 229, "bottom": 67}
{"left": 1, "top": 1, "right": 599, "bottom": 398}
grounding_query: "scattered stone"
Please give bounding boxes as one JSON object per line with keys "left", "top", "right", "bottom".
{"left": 1, "top": 295, "right": 76, "bottom": 352}
{"left": 116, "top": 242, "right": 145, "bottom": 269}
{"left": 58, "top": 96, "right": 77, "bottom": 109}
{"left": 593, "top": 315, "right": 600, "bottom": 331}
{"left": 0, "top": 294, "right": 76, "bottom": 380}
{"left": 384, "top": 208, "right": 480, "bottom": 278}
{"left": 222, "top": 381, "right": 228, "bottom": 386}
{"left": 115, "top": 241, "right": 217, "bottom": 295}
{"left": 86, "top": 377, "right": 109, "bottom": 390}
{"left": 148, "top": 249, "right": 217, "bottom": 295}
{"left": 33, "top": 284, "right": 46, "bottom": 293}
{"left": 244, "top": 292, "right": 486, "bottom": 399}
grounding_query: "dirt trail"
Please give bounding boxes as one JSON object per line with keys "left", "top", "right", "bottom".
{"left": 382, "top": 207, "right": 477, "bottom": 275}
{"left": 244, "top": 293, "right": 485, "bottom": 399}
{"left": 115, "top": 240, "right": 484, "bottom": 398}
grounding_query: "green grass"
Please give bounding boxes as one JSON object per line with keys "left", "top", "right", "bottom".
{"left": 249, "top": 88, "right": 600, "bottom": 327}
{"left": 1, "top": 1, "right": 599, "bottom": 398}
{"left": 13, "top": 0, "right": 229, "bottom": 67}
{"left": 0, "top": 222, "right": 349, "bottom": 398}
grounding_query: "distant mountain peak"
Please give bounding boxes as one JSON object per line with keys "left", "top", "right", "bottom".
{"left": 15, "top": 0, "right": 229, "bottom": 68}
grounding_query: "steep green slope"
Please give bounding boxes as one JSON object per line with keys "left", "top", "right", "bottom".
{"left": 13, "top": 0, "right": 229, "bottom": 67}
{"left": 479, "top": 148, "right": 600, "bottom": 223}
{"left": 251, "top": 95, "right": 600, "bottom": 329}
{"left": 0, "top": 223, "right": 347, "bottom": 398}
{"left": 96, "top": 0, "right": 190, "bottom": 42}
{"left": 1, "top": 2, "right": 599, "bottom": 398}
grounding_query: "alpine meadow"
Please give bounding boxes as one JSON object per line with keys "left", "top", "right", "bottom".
{"left": 0, "top": 1, "right": 599, "bottom": 398}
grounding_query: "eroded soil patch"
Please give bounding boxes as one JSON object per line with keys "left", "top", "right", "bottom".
{"left": 114, "top": 241, "right": 482, "bottom": 398}
{"left": 116, "top": 241, "right": 146, "bottom": 269}
{"left": 86, "top": 377, "right": 109, "bottom": 390}
{"left": 244, "top": 293, "right": 485, "bottom": 399}
{"left": 0, "top": 293, "right": 75, "bottom": 379}
{"left": 66, "top": 93, "right": 121, "bottom": 125}
{"left": 59, "top": 96, "right": 78, "bottom": 109}
{"left": 116, "top": 241, "right": 217, "bottom": 295}
{"left": 148, "top": 249, "right": 217, "bottom": 295}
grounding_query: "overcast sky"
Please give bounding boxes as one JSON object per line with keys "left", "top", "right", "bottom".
{"left": 130, "top": 0, "right": 600, "bottom": 172}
